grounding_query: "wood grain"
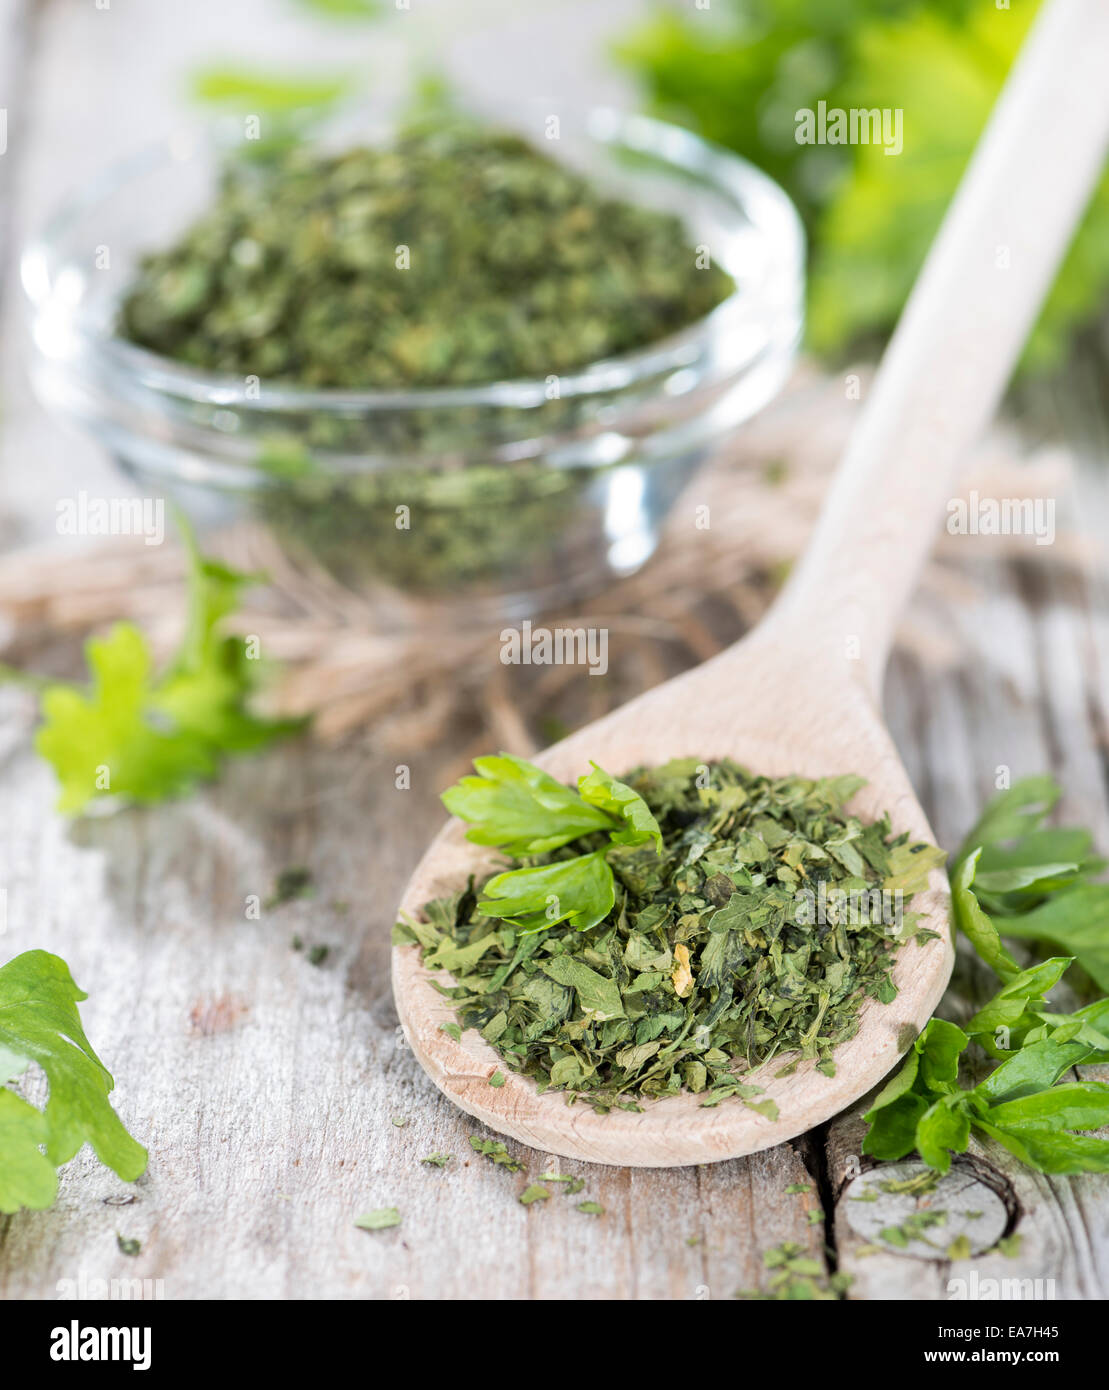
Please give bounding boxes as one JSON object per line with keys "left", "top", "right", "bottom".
{"left": 0, "top": 0, "right": 1106, "bottom": 1300}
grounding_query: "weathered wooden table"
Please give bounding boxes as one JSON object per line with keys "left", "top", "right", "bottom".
{"left": 1, "top": 0, "right": 1107, "bottom": 1300}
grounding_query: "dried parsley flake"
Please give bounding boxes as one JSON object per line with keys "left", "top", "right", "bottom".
{"left": 469, "top": 1136, "right": 525, "bottom": 1172}
{"left": 735, "top": 1242, "right": 852, "bottom": 1301}
{"left": 397, "top": 756, "right": 944, "bottom": 1110}
{"left": 354, "top": 1207, "right": 401, "bottom": 1231}
{"left": 119, "top": 123, "right": 733, "bottom": 389}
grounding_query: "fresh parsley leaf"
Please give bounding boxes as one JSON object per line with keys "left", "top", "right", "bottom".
{"left": 442, "top": 754, "right": 664, "bottom": 934}
{"left": 950, "top": 849, "right": 1020, "bottom": 981}
{"left": 862, "top": 1087, "right": 931, "bottom": 1165}
{"left": 986, "top": 1083, "right": 1109, "bottom": 1134}
{"left": 0, "top": 1090, "right": 54, "bottom": 1213}
{"left": 864, "top": 982, "right": 1109, "bottom": 1176}
{"left": 36, "top": 625, "right": 216, "bottom": 814}
{"left": 974, "top": 1121, "right": 1109, "bottom": 1175}
{"left": 0, "top": 951, "right": 147, "bottom": 1213}
{"left": 915, "top": 1095, "right": 971, "bottom": 1174}
{"left": 807, "top": 2, "right": 1031, "bottom": 356}
{"left": 31, "top": 534, "right": 299, "bottom": 813}
{"left": 578, "top": 762, "right": 664, "bottom": 851}
{"left": 442, "top": 753, "right": 614, "bottom": 855}
{"left": 955, "top": 776, "right": 1061, "bottom": 863}
{"left": 477, "top": 851, "right": 615, "bottom": 935}
{"left": 153, "top": 546, "right": 282, "bottom": 744}
{"left": 952, "top": 776, "right": 1109, "bottom": 992}
{"left": 994, "top": 886, "right": 1109, "bottom": 995}
{"left": 964, "top": 956, "right": 1073, "bottom": 1058}
{"left": 864, "top": 1017, "right": 971, "bottom": 1164}
{"left": 915, "top": 1017, "right": 968, "bottom": 1092}
{"left": 1032, "top": 996, "right": 1109, "bottom": 1053}
{"left": 974, "top": 1032, "right": 1102, "bottom": 1103}
{"left": 816, "top": 0, "right": 1109, "bottom": 371}
{"left": 974, "top": 853, "right": 1088, "bottom": 901}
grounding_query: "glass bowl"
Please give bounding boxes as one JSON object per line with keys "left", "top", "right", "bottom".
{"left": 22, "top": 108, "right": 804, "bottom": 626}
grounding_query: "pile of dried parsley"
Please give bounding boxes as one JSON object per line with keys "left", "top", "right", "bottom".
{"left": 395, "top": 756, "right": 945, "bottom": 1112}
{"left": 119, "top": 123, "right": 734, "bottom": 388}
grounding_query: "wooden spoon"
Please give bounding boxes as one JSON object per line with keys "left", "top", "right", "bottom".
{"left": 393, "top": 0, "right": 1109, "bottom": 1167}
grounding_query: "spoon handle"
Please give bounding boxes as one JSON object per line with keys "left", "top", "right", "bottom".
{"left": 770, "top": 0, "right": 1109, "bottom": 692}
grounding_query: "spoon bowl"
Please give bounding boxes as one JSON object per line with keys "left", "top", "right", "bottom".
{"left": 394, "top": 629, "right": 952, "bottom": 1165}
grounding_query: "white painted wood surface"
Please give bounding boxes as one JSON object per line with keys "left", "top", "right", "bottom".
{"left": 0, "top": 0, "right": 1107, "bottom": 1299}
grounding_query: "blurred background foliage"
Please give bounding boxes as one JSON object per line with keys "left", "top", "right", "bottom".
{"left": 616, "top": 0, "right": 1109, "bottom": 375}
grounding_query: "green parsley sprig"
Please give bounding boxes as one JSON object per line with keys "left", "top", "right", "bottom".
{"left": 864, "top": 777, "right": 1109, "bottom": 1175}
{"left": 13, "top": 526, "right": 300, "bottom": 814}
{"left": 0, "top": 950, "right": 147, "bottom": 1213}
{"left": 440, "top": 754, "right": 662, "bottom": 934}
{"left": 617, "top": 0, "right": 1109, "bottom": 373}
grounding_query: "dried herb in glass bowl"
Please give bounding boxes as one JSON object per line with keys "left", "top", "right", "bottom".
{"left": 119, "top": 121, "right": 734, "bottom": 388}
{"left": 28, "top": 111, "right": 801, "bottom": 615}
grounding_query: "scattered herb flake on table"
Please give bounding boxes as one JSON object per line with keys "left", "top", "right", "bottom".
{"left": 735, "top": 1241, "right": 851, "bottom": 1301}
{"left": 265, "top": 867, "right": 313, "bottom": 908}
{"left": 469, "top": 1136, "right": 525, "bottom": 1171}
{"left": 355, "top": 1207, "right": 401, "bottom": 1231}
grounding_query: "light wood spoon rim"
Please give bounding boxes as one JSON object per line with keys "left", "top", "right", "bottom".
{"left": 392, "top": 0, "right": 1109, "bottom": 1167}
